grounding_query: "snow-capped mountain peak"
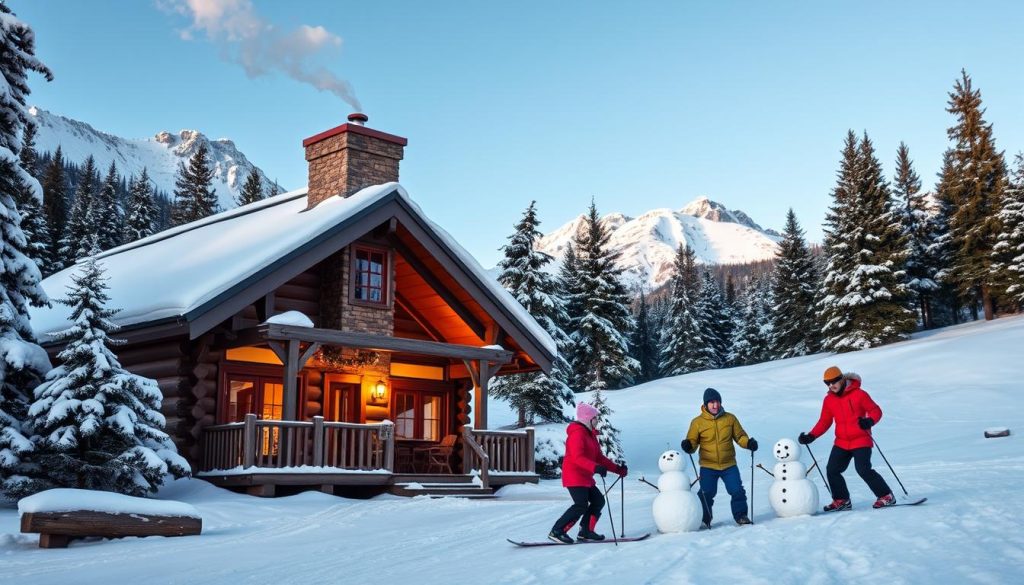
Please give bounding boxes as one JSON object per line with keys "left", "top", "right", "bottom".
{"left": 534, "top": 197, "right": 780, "bottom": 290}
{"left": 29, "top": 107, "right": 281, "bottom": 209}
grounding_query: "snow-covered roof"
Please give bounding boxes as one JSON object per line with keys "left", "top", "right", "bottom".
{"left": 30, "top": 183, "right": 556, "bottom": 359}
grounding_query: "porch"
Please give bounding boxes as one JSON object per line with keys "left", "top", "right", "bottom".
{"left": 195, "top": 414, "right": 537, "bottom": 497}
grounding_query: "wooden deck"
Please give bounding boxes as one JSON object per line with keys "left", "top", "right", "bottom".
{"left": 196, "top": 417, "right": 538, "bottom": 497}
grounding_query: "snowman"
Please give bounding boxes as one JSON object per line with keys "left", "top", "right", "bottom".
{"left": 767, "top": 438, "right": 819, "bottom": 518}
{"left": 651, "top": 450, "right": 703, "bottom": 533}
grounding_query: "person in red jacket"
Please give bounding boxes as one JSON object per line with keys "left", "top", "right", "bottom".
{"left": 799, "top": 366, "right": 895, "bottom": 511}
{"left": 548, "top": 402, "right": 628, "bottom": 544}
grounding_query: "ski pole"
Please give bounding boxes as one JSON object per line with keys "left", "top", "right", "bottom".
{"left": 872, "top": 437, "right": 909, "bottom": 496}
{"left": 600, "top": 474, "right": 618, "bottom": 546}
{"left": 602, "top": 474, "right": 622, "bottom": 497}
{"left": 620, "top": 472, "right": 625, "bottom": 538}
{"left": 750, "top": 449, "right": 755, "bottom": 524}
{"left": 805, "top": 442, "right": 832, "bottom": 497}
{"left": 687, "top": 451, "right": 710, "bottom": 519}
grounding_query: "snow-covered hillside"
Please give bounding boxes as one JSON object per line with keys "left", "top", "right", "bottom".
{"left": 29, "top": 107, "right": 282, "bottom": 210}
{"left": 2, "top": 315, "right": 1021, "bottom": 584}
{"left": 536, "top": 197, "right": 781, "bottom": 290}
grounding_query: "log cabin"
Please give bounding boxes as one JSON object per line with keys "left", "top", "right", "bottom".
{"left": 29, "top": 114, "right": 554, "bottom": 498}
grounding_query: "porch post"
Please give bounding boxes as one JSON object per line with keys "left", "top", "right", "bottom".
{"left": 282, "top": 339, "right": 300, "bottom": 421}
{"left": 473, "top": 359, "right": 496, "bottom": 430}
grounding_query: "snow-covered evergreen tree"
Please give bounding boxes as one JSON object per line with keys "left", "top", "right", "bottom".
{"left": 590, "top": 389, "right": 623, "bottom": 464}
{"left": 770, "top": 209, "right": 820, "bottom": 358}
{"left": 945, "top": 70, "right": 1007, "bottom": 320}
{"left": 123, "top": 168, "right": 158, "bottom": 243}
{"left": 569, "top": 202, "right": 638, "bottom": 391}
{"left": 491, "top": 201, "right": 574, "bottom": 426}
{"left": 894, "top": 143, "right": 941, "bottom": 328}
{"left": 819, "top": 132, "right": 915, "bottom": 351}
{"left": 696, "top": 270, "right": 731, "bottom": 368}
{"left": 25, "top": 252, "right": 190, "bottom": 496}
{"left": 731, "top": 275, "right": 774, "bottom": 365}
{"left": 557, "top": 243, "right": 585, "bottom": 390}
{"left": 95, "top": 161, "right": 123, "bottom": 252}
{"left": 993, "top": 153, "right": 1024, "bottom": 310}
{"left": 236, "top": 167, "right": 265, "bottom": 207}
{"left": 40, "top": 145, "right": 67, "bottom": 273}
{"left": 0, "top": 1, "right": 53, "bottom": 500}
{"left": 171, "top": 142, "right": 218, "bottom": 226}
{"left": 13, "top": 120, "right": 50, "bottom": 272}
{"left": 659, "top": 244, "right": 708, "bottom": 375}
{"left": 629, "top": 287, "right": 660, "bottom": 383}
{"left": 930, "top": 149, "right": 962, "bottom": 324}
{"left": 59, "top": 154, "right": 99, "bottom": 264}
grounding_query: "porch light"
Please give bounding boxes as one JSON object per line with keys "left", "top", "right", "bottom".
{"left": 373, "top": 379, "right": 387, "bottom": 401}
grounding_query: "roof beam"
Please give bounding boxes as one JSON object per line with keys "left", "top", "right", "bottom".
{"left": 257, "top": 323, "right": 513, "bottom": 363}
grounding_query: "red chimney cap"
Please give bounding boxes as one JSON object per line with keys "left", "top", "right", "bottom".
{"left": 302, "top": 115, "right": 408, "bottom": 148}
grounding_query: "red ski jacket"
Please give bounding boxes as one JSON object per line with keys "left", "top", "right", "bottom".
{"left": 809, "top": 374, "right": 883, "bottom": 450}
{"left": 561, "top": 422, "right": 623, "bottom": 488}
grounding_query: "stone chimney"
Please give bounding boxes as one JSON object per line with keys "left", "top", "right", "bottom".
{"left": 302, "top": 113, "right": 408, "bottom": 209}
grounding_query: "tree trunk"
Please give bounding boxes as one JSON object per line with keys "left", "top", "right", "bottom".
{"left": 982, "top": 284, "right": 995, "bottom": 321}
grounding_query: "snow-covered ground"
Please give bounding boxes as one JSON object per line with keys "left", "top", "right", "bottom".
{"left": 3, "top": 315, "right": 1023, "bottom": 584}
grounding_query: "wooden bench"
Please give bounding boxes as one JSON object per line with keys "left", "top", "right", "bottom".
{"left": 21, "top": 510, "right": 202, "bottom": 548}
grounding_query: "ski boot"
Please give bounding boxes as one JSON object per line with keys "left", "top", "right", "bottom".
{"left": 873, "top": 493, "right": 896, "bottom": 508}
{"left": 823, "top": 498, "right": 852, "bottom": 512}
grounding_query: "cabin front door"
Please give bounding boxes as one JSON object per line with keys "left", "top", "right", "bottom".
{"left": 325, "top": 381, "right": 359, "bottom": 423}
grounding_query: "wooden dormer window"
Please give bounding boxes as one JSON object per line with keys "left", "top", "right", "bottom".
{"left": 351, "top": 244, "right": 389, "bottom": 305}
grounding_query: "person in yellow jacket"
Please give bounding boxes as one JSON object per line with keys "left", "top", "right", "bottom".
{"left": 680, "top": 388, "right": 758, "bottom": 527}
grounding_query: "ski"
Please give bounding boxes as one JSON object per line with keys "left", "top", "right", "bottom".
{"left": 508, "top": 533, "right": 651, "bottom": 547}
{"left": 877, "top": 497, "right": 927, "bottom": 508}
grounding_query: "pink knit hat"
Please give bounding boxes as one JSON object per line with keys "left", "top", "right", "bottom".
{"left": 576, "top": 403, "right": 599, "bottom": 425}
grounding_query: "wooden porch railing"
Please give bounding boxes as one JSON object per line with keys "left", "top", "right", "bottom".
{"left": 462, "top": 427, "right": 535, "bottom": 486}
{"left": 199, "top": 414, "right": 395, "bottom": 472}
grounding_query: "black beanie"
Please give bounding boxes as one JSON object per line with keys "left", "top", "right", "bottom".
{"left": 703, "top": 388, "right": 722, "bottom": 408}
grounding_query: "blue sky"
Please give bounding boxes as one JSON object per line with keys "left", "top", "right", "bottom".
{"left": 15, "top": 0, "right": 1024, "bottom": 267}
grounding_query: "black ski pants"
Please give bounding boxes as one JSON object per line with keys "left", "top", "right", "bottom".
{"left": 552, "top": 486, "right": 604, "bottom": 533}
{"left": 826, "top": 445, "right": 891, "bottom": 501}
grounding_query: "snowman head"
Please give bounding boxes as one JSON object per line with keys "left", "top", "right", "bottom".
{"left": 659, "top": 450, "right": 685, "bottom": 473}
{"left": 774, "top": 438, "right": 801, "bottom": 462}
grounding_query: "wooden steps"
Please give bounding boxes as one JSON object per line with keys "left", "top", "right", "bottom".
{"left": 388, "top": 474, "right": 494, "bottom": 498}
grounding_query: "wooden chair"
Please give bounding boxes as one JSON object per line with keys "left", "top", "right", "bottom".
{"left": 423, "top": 434, "right": 457, "bottom": 474}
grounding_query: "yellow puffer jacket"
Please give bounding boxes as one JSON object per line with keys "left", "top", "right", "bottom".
{"left": 685, "top": 407, "right": 751, "bottom": 470}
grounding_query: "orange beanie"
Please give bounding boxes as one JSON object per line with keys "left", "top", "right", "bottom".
{"left": 823, "top": 366, "right": 843, "bottom": 383}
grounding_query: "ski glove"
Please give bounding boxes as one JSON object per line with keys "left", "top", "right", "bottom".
{"left": 858, "top": 416, "right": 875, "bottom": 430}
{"left": 594, "top": 464, "right": 608, "bottom": 478}
{"left": 680, "top": 439, "right": 695, "bottom": 454}
{"left": 617, "top": 464, "right": 628, "bottom": 477}
{"left": 798, "top": 432, "right": 815, "bottom": 445}
{"left": 747, "top": 438, "right": 758, "bottom": 452}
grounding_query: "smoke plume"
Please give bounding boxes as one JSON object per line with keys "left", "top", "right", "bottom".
{"left": 161, "top": 0, "right": 362, "bottom": 111}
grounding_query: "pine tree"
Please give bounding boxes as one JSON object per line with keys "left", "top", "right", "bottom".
{"left": 236, "top": 167, "right": 265, "bottom": 207}
{"left": 993, "top": 153, "right": 1024, "bottom": 310}
{"left": 894, "top": 143, "right": 941, "bottom": 328}
{"left": 25, "top": 253, "right": 190, "bottom": 496}
{"left": 557, "top": 244, "right": 585, "bottom": 390}
{"left": 660, "top": 244, "right": 707, "bottom": 375}
{"left": 589, "top": 390, "right": 623, "bottom": 464}
{"left": 731, "top": 275, "right": 774, "bottom": 365}
{"left": 945, "top": 70, "right": 1008, "bottom": 320}
{"left": 931, "top": 150, "right": 963, "bottom": 324}
{"left": 0, "top": 1, "right": 53, "bottom": 499}
{"left": 59, "top": 154, "right": 99, "bottom": 263}
{"left": 40, "top": 145, "right": 67, "bottom": 272}
{"left": 171, "top": 142, "right": 218, "bottom": 225}
{"left": 770, "top": 209, "right": 820, "bottom": 358}
{"left": 95, "top": 161, "right": 123, "bottom": 251}
{"left": 13, "top": 120, "right": 50, "bottom": 272}
{"left": 629, "top": 287, "right": 660, "bottom": 383}
{"left": 123, "top": 168, "right": 158, "bottom": 243}
{"left": 697, "top": 271, "right": 733, "bottom": 367}
{"left": 491, "top": 201, "right": 574, "bottom": 426}
{"left": 820, "top": 132, "right": 915, "bottom": 351}
{"left": 570, "top": 202, "right": 638, "bottom": 391}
